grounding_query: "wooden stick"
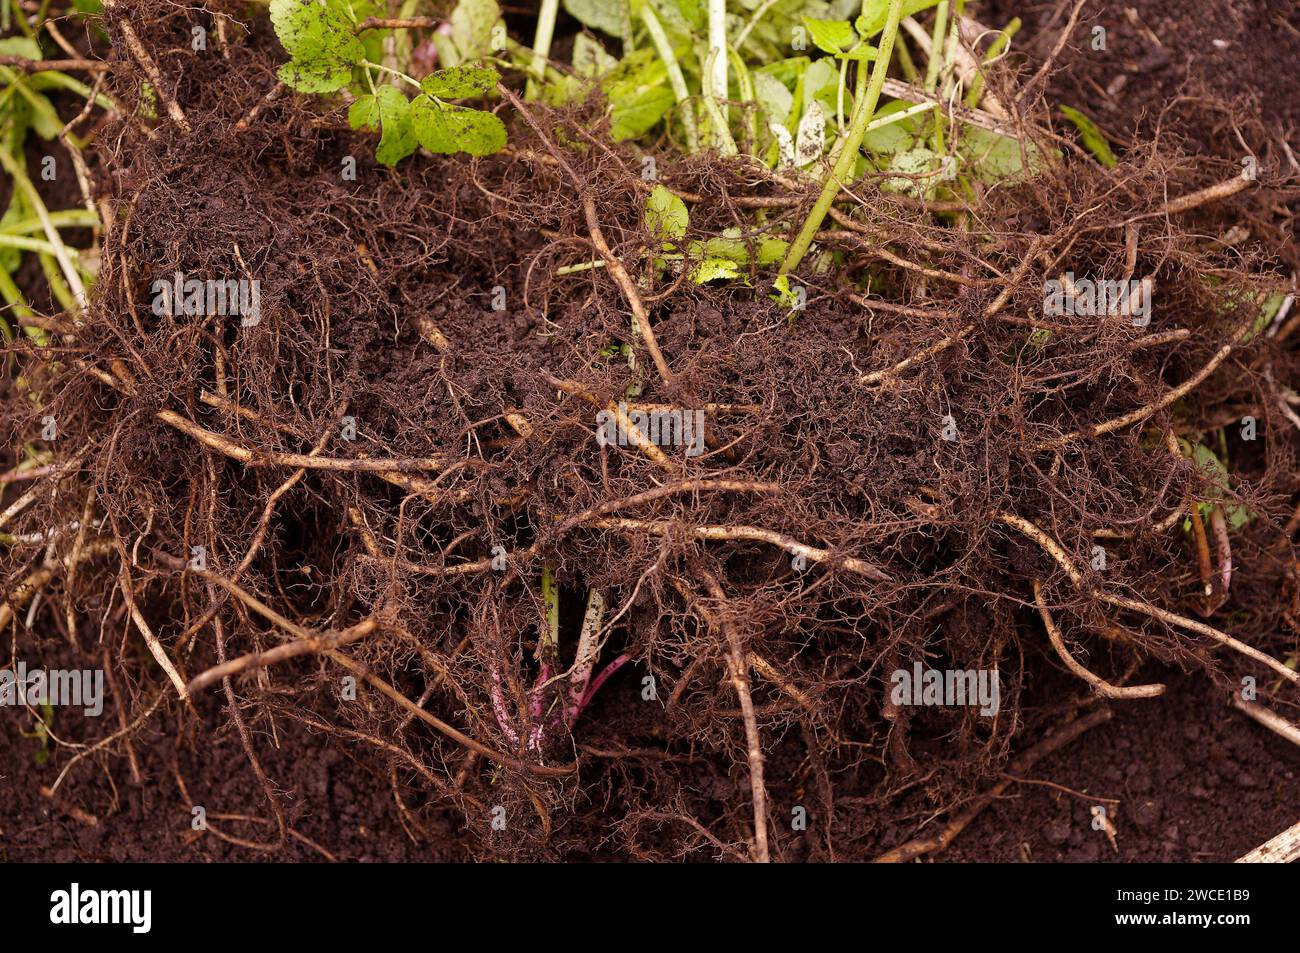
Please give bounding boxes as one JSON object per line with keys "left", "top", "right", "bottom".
{"left": 1236, "top": 817, "right": 1300, "bottom": 863}
{"left": 1232, "top": 696, "right": 1300, "bottom": 748}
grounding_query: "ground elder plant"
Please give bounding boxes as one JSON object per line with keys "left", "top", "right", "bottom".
{"left": 2, "top": 0, "right": 1300, "bottom": 866}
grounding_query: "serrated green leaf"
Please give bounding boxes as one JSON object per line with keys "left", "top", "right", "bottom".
{"left": 410, "top": 97, "right": 506, "bottom": 156}
{"left": 350, "top": 87, "right": 416, "bottom": 165}
{"left": 692, "top": 258, "right": 741, "bottom": 283}
{"left": 646, "top": 185, "right": 688, "bottom": 244}
{"left": 1059, "top": 105, "right": 1117, "bottom": 168}
{"left": 348, "top": 93, "right": 380, "bottom": 131}
{"left": 421, "top": 65, "right": 500, "bottom": 99}
{"left": 270, "top": 0, "right": 364, "bottom": 66}
{"left": 610, "top": 85, "right": 675, "bottom": 142}
{"left": 802, "top": 18, "right": 856, "bottom": 54}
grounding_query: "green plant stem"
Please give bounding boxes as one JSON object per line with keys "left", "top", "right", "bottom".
{"left": 706, "top": 0, "right": 728, "bottom": 105}
{"left": 728, "top": 45, "right": 758, "bottom": 154}
{"left": 924, "top": 1, "right": 948, "bottom": 92}
{"left": 555, "top": 260, "right": 605, "bottom": 275}
{"left": 1, "top": 209, "right": 99, "bottom": 234}
{"left": 539, "top": 561, "right": 559, "bottom": 661}
{"left": 700, "top": 48, "right": 736, "bottom": 157}
{"left": 780, "top": 0, "right": 905, "bottom": 276}
{"left": 365, "top": 60, "right": 422, "bottom": 92}
{"left": 641, "top": 3, "right": 699, "bottom": 154}
{"left": 734, "top": 0, "right": 779, "bottom": 50}
{"left": 0, "top": 143, "right": 86, "bottom": 311}
{"left": 0, "top": 233, "right": 61, "bottom": 255}
{"left": 525, "top": 0, "right": 560, "bottom": 101}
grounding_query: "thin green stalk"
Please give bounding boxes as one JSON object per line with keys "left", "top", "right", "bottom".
{"left": 894, "top": 30, "right": 919, "bottom": 83}
{"left": 641, "top": 3, "right": 699, "bottom": 154}
{"left": 28, "top": 70, "right": 119, "bottom": 114}
{"left": 924, "top": 1, "right": 948, "bottom": 92}
{"left": 1, "top": 209, "right": 99, "bottom": 234}
{"left": 780, "top": 0, "right": 905, "bottom": 276}
{"left": 728, "top": 45, "right": 759, "bottom": 154}
{"left": 0, "top": 143, "right": 86, "bottom": 311}
{"left": 0, "top": 266, "right": 46, "bottom": 344}
{"left": 0, "top": 233, "right": 61, "bottom": 255}
{"left": 525, "top": 0, "right": 560, "bottom": 101}
{"left": 539, "top": 561, "right": 559, "bottom": 661}
{"left": 39, "top": 252, "right": 76, "bottom": 313}
{"left": 734, "top": 0, "right": 779, "bottom": 51}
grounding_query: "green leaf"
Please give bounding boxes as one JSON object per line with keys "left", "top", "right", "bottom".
{"left": 771, "top": 274, "right": 798, "bottom": 309}
{"left": 961, "top": 125, "right": 1044, "bottom": 183}
{"left": 270, "top": 0, "right": 364, "bottom": 93}
{"left": 802, "top": 18, "right": 856, "bottom": 55}
{"left": 270, "top": 0, "right": 364, "bottom": 66}
{"left": 421, "top": 65, "right": 500, "bottom": 99}
{"left": 410, "top": 97, "right": 506, "bottom": 156}
{"left": 692, "top": 258, "right": 741, "bottom": 283}
{"left": 350, "top": 86, "right": 417, "bottom": 165}
{"left": 610, "top": 85, "right": 675, "bottom": 142}
{"left": 862, "top": 101, "right": 918, "bottom": 154}
{"left": 646, "top": 184, "right": 688, "bottom": 244}
{"left": 0, "top": 194, "right": 27, "bottom": 274}
{"left": 0, "top": 37, "right": 43, "bottom": 60}
{"left": 563, "top": 0, "right": 624, "bottom": 37}
{"left": 573, "top": 33, "right": 618, "bottom": 79}
{"left": 752, "top": 71, "right": 793, "bottom": 127}
{"left": 856, "top": 0, "right": 941, "bottom": 38}
{"left": 447, "top": 0, "right": 503, "bottom": 63}
{"left": 1059, "top": 105, "right": 1116, "bottom": 168}
{"left": 277, "top": 58, "right": 354, "bottom": 93}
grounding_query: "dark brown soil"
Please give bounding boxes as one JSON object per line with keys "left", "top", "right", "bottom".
{"left": 2, "top": 0, "right": 1299, "bottom": 863}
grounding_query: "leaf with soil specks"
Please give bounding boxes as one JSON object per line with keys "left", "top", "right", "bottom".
{"left": 645, "top": 185, "right": 688, "bottom": 245}
{"left": 421, "top": 65, "right": 500, "bottom": 100}
{"left": 270, "top": 0, "right": 364, "bottom": 93}
{"left": 410, "top": 97, "right": 506, "bottom": 156}
{"left": 691, "top": 258, "right": 742, "bottom": 284}
{"left": 795, "top": 99, "right": 826, "bottom": 167}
